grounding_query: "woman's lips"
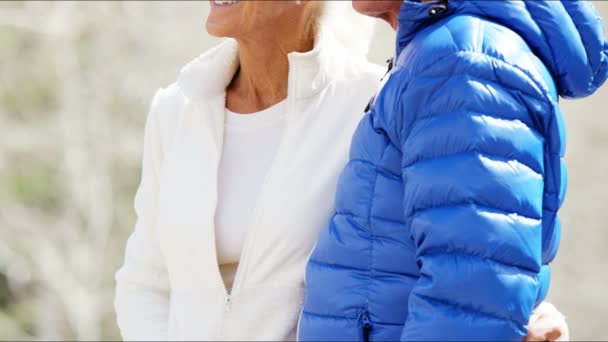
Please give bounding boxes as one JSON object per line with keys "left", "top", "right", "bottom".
{"left": 212, "top": 0, "right": 239, "bottom": 6}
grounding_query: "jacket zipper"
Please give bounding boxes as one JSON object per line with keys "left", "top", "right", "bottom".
{"left": 361, "top": 311, "right": 372, "bottom": 342}
{"left": 213, "top": 54, "right": 298, "bottom": 322}
{"left": 204, "top": 94, "right": 232, "bottom": 339}
{"left": 228, "top": 54, "right": 296, "bottom": 297}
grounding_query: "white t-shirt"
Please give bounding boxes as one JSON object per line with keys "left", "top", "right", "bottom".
{"left": 214, "top": 100, "right": 287, "bottom": 291}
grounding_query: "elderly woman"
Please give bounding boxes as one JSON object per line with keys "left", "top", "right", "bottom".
{"left": 114, "top": 1, "right": 567, "bottom": 340}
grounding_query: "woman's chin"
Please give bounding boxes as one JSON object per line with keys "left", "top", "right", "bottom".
{"left": 205, "top": 16, "right": 237, "bottom": 37}
{"left": 206, "top": 1, "right": 243, "bottom": 37}
{"left": 205, "top": 21, "right": 224, "bottom": 37}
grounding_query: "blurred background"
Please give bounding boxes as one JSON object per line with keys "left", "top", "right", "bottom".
{"left": 0, "top": 1, "right": 606, "bottom": 340}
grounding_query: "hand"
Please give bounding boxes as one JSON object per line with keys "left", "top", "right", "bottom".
{"left": 524, "top": 301, "right": 569, "bottom": 341}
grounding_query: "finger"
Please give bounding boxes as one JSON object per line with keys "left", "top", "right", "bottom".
{"left": 546, "top": 328, "right": 563, "bottom": 341}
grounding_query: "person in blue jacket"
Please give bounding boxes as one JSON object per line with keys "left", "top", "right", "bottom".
{"left": 299, "top": 0, "right": 608, "bottom": 341}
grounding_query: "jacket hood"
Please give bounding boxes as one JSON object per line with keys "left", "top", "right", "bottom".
{"left": 396, "top": 0, "right": 608, "bottom": 98}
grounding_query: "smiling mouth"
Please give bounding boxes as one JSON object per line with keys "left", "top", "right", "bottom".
{"left": 212, "top": 0, "right": 239, "bottom": 6}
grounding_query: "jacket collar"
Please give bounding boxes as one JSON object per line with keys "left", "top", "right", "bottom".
{"left": 395, "top": 0, "right": 608, "bottom": 98}
{"left": 395, "top": 0, "right": 454, "bottom": 57}
{"left": 176, "top": 29, "right": 335, "bottom": 102}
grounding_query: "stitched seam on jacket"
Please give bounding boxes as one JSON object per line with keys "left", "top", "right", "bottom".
{"left": 421, "top": 249, "right": 540, "bottom": 275}
{"left": 413, "top": 292, "right": 526, "bottom": 328}
{"left": 402, "top": 149, "right": 543, "bottom": 176}
{"left": 308, "top": 259, "right": 419, "bottom": 279}
{"left": 337, "top": 211, "right": 405, "bottom": 227}
{"left": 408, "top": 202, "right": 541, "bottom": 222}
{"left": 300, "top": 310, "right": 358, "bottom": 321}
{"left": 410, "top": 69, "right": 544, "bottom": 100}
{"left": 411, "top": 203, "right": 541, "bottom": 224}
{"left": 402, "top": 142, "right": 545, "bottom": 176}
{"left": 369, "top": 215, "right": 404, "bottom": 227}
{"left": 303, "top": 309, "right": 407, "bottom": 328}
{"left": 366, "top": 142, "right": 391, "bottom": 315}
{"left": 408, "top": 110, "right": 544, "bottom": 142}
{"left": 308, "top": 259, "right": 367, "bottom": 273}
{"left": 350, "top": 159, "right": 401, "bottom": 180}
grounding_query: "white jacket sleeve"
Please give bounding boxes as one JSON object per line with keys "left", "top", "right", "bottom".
{"left": 115, "top": 90, "right": 170, "bottom": 341}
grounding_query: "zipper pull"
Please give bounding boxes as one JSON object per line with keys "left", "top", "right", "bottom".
{"left": 381, "top": 58, "right": 394, "bottom": 82}
{"left": 225, "top": 295, "right": 232, "bottom": 312}
{"left": 361, "top": 312, "right": 372, "bottom": 341}
{"left": 386, "top": 58, "right": 394, "bottom": 74}
{"left": 361, "top": 312, "right": 371, "bottom": 329}
{"left": 429, "top": 0, "right": 449, "bottom": 17}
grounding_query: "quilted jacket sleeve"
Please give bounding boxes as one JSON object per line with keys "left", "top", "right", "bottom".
{"left": 398, "top": 51, "right": 551, "bottom": 341}
{"left": 114, "top": 90, "right": 170, "bottom": 341}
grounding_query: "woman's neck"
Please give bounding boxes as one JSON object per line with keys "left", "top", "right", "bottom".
{"left": 226, "top": 32, "right": 315, "bottom": 114}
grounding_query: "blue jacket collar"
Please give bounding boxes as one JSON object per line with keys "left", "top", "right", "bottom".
{"left": 395, "top": 0, "right": 608, "bottom": 98}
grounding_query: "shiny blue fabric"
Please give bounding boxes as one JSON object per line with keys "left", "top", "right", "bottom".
{"left": 299, "top": 1, "right": 608, "bottom": 341}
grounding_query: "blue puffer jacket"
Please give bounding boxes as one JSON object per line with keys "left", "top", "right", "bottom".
{"left": 299, "top": 1, "right": 608, "bottom": 341}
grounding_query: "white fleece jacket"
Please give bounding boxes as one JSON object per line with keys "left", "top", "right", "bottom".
{"left": 114, "top": 31, "right": 384, "bottom": 341}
